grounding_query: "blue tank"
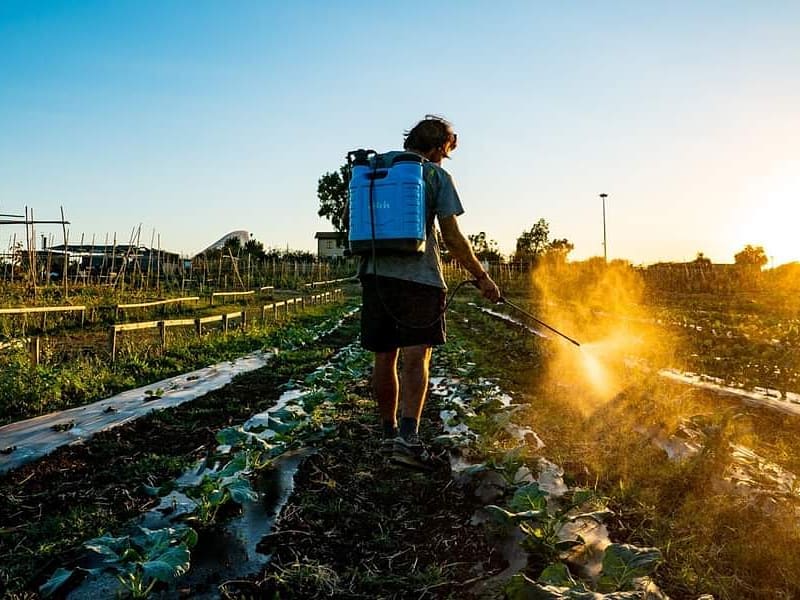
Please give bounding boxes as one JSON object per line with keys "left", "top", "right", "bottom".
{"left": 348, "top": 150, "right": 426, "bottom": 255}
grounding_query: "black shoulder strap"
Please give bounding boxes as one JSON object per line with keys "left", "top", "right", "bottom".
{"left": 422, "top": 162, "right": 439, "bottom": 231}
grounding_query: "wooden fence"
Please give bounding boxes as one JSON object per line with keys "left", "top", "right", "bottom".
{"left": 109, "top": 289, "right": 344, "bottom": 361}
{"left": 114, "top": 297, "right": 200, "bottom": 320}
{"left": 0, "top": 304, "right": 87, "bottom": 332}
{"left": 304, "top": 277, "right": 356, "bottom": 289}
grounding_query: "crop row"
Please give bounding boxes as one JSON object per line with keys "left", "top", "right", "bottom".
{"left": 0, "top": 293, "right": 353, "bottom": 425}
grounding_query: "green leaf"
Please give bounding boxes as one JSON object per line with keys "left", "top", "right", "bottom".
{"left": 40, "top": 567, "right": 75, "bottom": 598}
{"left": 217, "top": 453, "right": 248, "bottom": 478}
{"left": 142, "top": 544, "right": 191, "bottom": 582}
{"left": 267, "top": 416, "right": 301, "bottom": 434}
{"left": 555, "top": 539, "right": 584, "bottom": 552}
{"left": 571, "top": 489, "right": 596, "bottom": 506}
{"left": 599, "top": 543, "right": 663, "bottom": 591}
{"left": 208, "top": 489, "right": 227, "bottom": 505}
{"left": 225, "top": 477, "right": 258, "bottom": 504}
{"left": 216, "top": 426, "right": 248, "bottom": 446}
{"left": 181, "top": 527, "right": 199, "bottom": 549}
{"left": 486, "top": 504, "right": 546, "bottom": 525}
{"left": 505, "top": 573, "right": 544, "bottom": 600}
{"left": 510, "top": 482, "right": 548, "bottom": 512}
{"left": 271, "top": 405, "right": 308, "bottom": 421}
{"left": 537, "top": 563, "right": 576, "bottom": 587}
{"left": 142, "top": 480, "right": 176, "bottom": 497}
{"left": 138, "top": 527, "right": 174, "bottom": 554}
{"left": 84, "top": 541, "right": 123, "bottom": 563}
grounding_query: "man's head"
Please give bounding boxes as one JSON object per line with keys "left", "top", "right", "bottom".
{"left": 403, "top": 115, "right": 458, "bottom": 163}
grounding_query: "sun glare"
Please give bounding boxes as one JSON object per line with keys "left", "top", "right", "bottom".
{"left": 738, "top": 161, "right": 800, "bottom": 266}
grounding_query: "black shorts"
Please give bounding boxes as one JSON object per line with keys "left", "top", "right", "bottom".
{"left": 360, "top": 275, "right": 446, "bottom": 352}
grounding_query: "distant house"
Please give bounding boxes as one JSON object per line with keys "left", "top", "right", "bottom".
{"left": 44, "top": 244, "right": 182, "bottom": 277}
{"left": 314, "top": 232, "right": 346, "bottom": 258}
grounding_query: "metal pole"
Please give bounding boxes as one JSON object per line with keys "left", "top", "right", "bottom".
{"left": 599, "top": 193, "right": 608, "bottom": 262}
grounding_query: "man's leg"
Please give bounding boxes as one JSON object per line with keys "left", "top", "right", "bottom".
{"left": 373, "top": 349, "right": 400, "bottom": 437}
{"left": 398, "top": 344, "right": 433, "bottom": 438}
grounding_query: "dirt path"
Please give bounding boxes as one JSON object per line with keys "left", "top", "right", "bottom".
{"left": 239, "top": 370, "right": 503, "bottom": 599}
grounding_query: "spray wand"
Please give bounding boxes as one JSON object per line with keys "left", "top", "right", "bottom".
{"left": 471, "top": 280, "right": 581, "bottom": 347}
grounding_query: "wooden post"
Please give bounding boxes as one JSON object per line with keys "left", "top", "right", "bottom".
{"left": 301, "top": 297, "right": 306, "bottom": 311}
{"left": 60, "top": 206, "right": 69, "bottom": 299}
{"left": 88, "top": 234, "right": 95, "bottom": 286}
{"left": 109, "top": 327, "right": 117, "bottom": 362}
{"left": 29, "top": 336, "right": 40, "bottom": 368}
{"left": 195, "top": 318, "right": 202, "bottom": 337}
{"left": 241, "top": 310, "right": 246, "bottom": 331}
{"left": 158, "top": 321, "right": 166, "bottom": 351}
{"left": 147, "top": 228, "right": 155, "bottom": 291}
{"left": 73, "top": 232, "right": 84, "bottom": 287}
{"left": 10, "top": 232, "right": 16, "bottom": 283}
{"left": 273, "top": 303, "right": 279, "bottom": 320}
{"left": 261, "top": 305, "right": 267, "bottom": 323}
{"left": 157, "top": 233, "right": 161, "bottom": 293}
{"left": 222, "top": 313, "right": 229, "bottom": 334}
{"left": 111, "top": 232, "right": 117, "bottom": 286}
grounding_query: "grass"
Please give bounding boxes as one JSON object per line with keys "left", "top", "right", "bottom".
{"left": 0, "top": 299, "right": 357, "bottom": 425}
{"left": 448, "top": 289, "right": 800, "bottom": 599}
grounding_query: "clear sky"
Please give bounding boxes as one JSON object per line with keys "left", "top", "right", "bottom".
{"left": 1, "top": 1, "right": 798, "bottom": 265}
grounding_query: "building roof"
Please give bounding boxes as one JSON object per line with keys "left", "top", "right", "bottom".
{"left": 314, "top": 231, "right": 344, "bottom": 240}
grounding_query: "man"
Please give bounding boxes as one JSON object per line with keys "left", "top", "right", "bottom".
{"left": 358, "top": 115, "right": 501, "bottom": 469}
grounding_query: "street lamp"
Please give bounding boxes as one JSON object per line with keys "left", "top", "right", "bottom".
{"left": 599, "top": 193, "right": 608, "bottom": 262}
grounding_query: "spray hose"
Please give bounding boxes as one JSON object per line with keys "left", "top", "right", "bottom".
{"left": 467, "top": 280, "right": 581, "bottom": 346}
{"left": 497, "top": 295, "right": 581, "bottom": 347}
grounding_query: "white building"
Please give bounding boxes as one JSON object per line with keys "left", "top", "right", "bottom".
{"left": 314, "top": 232, "right": 346, "bottom": 258}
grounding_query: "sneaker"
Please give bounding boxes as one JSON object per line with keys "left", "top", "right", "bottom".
{"left": 379, "top": 437, "right": 395, "bottom": 458}
{"left": 391, "top": 434, "right": 435, "bottom": 471}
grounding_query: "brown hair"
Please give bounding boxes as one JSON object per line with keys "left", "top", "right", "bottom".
{"left": 403, "top": 115, "right": 457, "bottom": 154}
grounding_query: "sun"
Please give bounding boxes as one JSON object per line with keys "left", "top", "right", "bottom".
{"left": 737, "top": 160, "right": 800, "bottom": 266}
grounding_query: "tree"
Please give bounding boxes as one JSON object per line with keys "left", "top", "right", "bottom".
{"left": 243, "top": 238, "right": 266, "bottom": 260}
{"left": 223, "top": 236, "right": 242, "bottom": 255}
{"left": 317, "top": 164, "right": 350, "bottom": 235}
{"left": 734, "top": 245, "right": 768, "bottom": 269}
{"left": 694, "top": 251, "right": 712, "bottom": 266}
{"left": 513, "top": 219, "right": 551, "bottom": 263}
{"left": 468, "top": 232, "right": 503, "bottom": 262}
{"left": 543, "top": 238, "right": 574, "bottom": 264}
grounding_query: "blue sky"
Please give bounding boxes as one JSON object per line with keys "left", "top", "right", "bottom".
{"left": 1, "top": 1, "right": 799, "bottom": 264}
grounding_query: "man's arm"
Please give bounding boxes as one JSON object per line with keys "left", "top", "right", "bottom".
{"left": 439, "top": 215, "right": 501, "bottom": 303}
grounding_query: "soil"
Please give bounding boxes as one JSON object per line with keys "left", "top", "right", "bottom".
{"left": 238, "top": 385, "right": 504, "bottom": 599}
{"left": 0, "top": 308, "right": 503, "bottom": 600}
{"left": 0, "top": 314, "right": 360, "bottom": 596}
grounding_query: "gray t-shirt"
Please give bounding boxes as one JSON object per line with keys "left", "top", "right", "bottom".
{"left": 358, "top": 152, "right": 464, "bottom": 289}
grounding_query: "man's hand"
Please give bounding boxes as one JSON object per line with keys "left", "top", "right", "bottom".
{"left": 476, "top": 273, "right": 501, "bottom": 303}
{"left": 438, "top": 215, "right": 501, "bottom": 303}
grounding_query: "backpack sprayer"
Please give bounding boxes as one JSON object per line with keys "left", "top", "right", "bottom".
{"left": 346, "top": 148, "right": 581, "bottom": 346}
{"left": 347, "top": 149, "right": 427, "bottom": 255}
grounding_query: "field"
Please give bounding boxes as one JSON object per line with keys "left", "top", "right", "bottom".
{"left": 1, "top": 262, "right": 799, "bottom": 599}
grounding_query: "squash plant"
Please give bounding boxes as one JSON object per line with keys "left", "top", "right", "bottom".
{"left": 40, "top": 525, "right": 197, "bottom": 599}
